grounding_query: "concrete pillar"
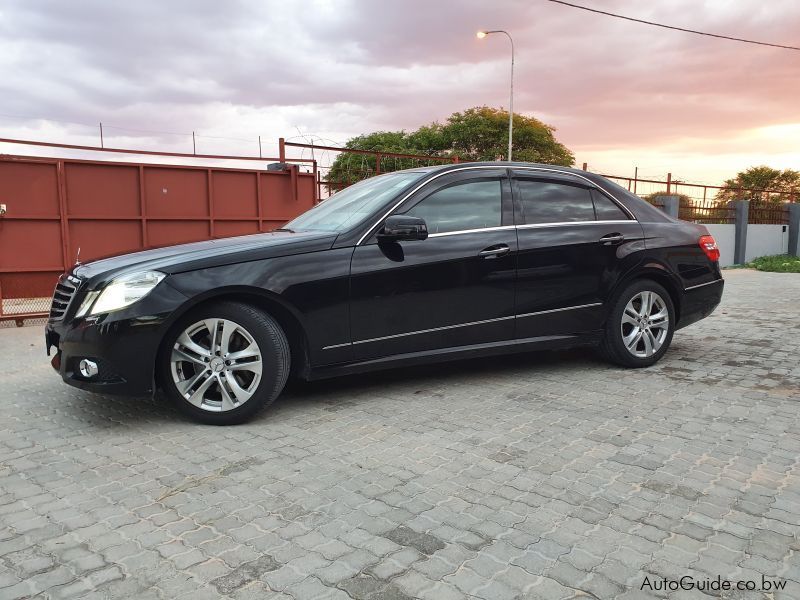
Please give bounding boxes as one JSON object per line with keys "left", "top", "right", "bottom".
{"left": 788, "top": 203, "right": 800, "bottom": 257}
{"left": 733, "top": 200, "right": 749, "bottom": 265}
{"left": 654, "top": 195, "right": 680, "bottom": 219}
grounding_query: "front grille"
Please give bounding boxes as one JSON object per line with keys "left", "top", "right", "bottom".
{"left": 49, "top": 274, "right": 81, "bottom": 320}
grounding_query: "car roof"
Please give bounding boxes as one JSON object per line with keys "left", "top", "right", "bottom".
{"left": 404, "top": 161, "right": 590, "bottom": 175}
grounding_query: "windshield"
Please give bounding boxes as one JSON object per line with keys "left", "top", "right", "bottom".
{"left": 285, "top": 172, "right": 424, "bottom": 232}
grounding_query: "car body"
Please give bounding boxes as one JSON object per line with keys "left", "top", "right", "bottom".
{"left": 45, "top": 162, "right": 724, "bottom": 423}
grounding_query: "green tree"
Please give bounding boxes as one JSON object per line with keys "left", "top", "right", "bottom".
{"left": 642, "top": 191, "right": 693, "bottom": 206}
{"left": 327, "top": 106, "right": 574, "bottom": 185}
{"left": 716, "top": 166, "right": 800, "bottom": 203}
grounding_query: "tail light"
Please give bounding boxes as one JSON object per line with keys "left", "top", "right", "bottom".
{"left": 699, "top": 235, "right": 720, "bottom": 262}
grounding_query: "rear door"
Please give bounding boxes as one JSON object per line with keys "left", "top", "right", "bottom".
{"left": 512, "top": 170, "right": 644, "bottom": 339}
{"left": 348, "top": 168, "right": 517, "bottom": 361}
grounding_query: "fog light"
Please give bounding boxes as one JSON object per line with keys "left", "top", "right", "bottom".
{"left": 79, "top": 359, "right": 98, "bottom": 378}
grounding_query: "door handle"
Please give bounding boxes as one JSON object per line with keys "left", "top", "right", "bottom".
{"left": 478, "top": 244, "right": 510, "bottom": 258}
{"left": 599, "top": 233, "right": 624, "bottom": 246}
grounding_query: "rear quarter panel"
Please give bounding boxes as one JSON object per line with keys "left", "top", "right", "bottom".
{"left": 640, "top": 221, "right": 722, "bottom": 289}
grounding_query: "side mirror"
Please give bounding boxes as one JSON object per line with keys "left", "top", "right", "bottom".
{"left": 377, "top": 215, "right": 428, "bottom": 242}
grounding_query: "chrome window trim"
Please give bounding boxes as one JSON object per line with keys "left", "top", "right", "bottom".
{"left": 321, "top": 302, "right": 603, "bottom": 349}
{"left": 684, "top": 279, "right": 723, "bottom": 291}
{"left": 515, "top": 220, "right": 633, "bottom": 230}
{"left": 511, "top": 166, "right": 637, "bottom": 221}
{"left": 356, "top": 166, "right": 507, "bottom": 246}
{"left": 428, "top": 225, "right": 516, "bottom": 238}
{"left": 356, "top": 165, "right": 638, "bottom": 246}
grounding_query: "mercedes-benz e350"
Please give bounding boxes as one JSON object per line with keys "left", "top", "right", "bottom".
{"left": 46, "top": 162, "right": 724, "bottom": 424}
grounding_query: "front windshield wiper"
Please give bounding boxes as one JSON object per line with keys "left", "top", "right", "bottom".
{"left": 274, "top": 227, "right": 294, "bottom": 233}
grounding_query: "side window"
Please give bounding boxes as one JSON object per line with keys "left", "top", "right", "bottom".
{"left": 592, "top": 190, "right": 629, "bottom": 221}
{"left": 405, "top": 179, "right": 502, "bottom": 234}
{"left": 516, "top": 180, "right": 595, "bottom": 224}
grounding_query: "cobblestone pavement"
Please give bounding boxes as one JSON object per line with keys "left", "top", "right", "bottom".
{"left": 1, "top": 269, "right": 799, "bottom": 600}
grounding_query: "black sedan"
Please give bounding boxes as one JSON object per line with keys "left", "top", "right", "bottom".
{"left": 46, "top": 162, "right": 724, "bottom": 424}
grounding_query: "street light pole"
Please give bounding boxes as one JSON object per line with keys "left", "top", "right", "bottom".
{"left": 477, "top": 29, "right": 514, "bottom": 161}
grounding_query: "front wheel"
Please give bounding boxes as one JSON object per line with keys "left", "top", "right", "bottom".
{"left": 599, "top": 280, "right": 675, "bottom": 368}
{"left": 159, "top": 301, "right": 290, "bottom": 425}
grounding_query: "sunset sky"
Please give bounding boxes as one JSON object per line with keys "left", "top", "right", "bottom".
{"left": 1, "top": 0, "right": 798, "bottom": 185}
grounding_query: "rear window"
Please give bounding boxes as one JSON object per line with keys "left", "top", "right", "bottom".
{"left": 516, "top": 180, "right": 595, "bottom": 224}
{"left": 592, "top": 191, "right": 629, "bottom": 220}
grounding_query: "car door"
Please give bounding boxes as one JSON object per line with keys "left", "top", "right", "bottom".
{"left": 348, "top": 168, "right": 517, "bottom": 361}
{"left": 512, "top": 170, "right": 645, "bottom": 339}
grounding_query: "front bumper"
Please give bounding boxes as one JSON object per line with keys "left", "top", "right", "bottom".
{"left": 45, "top": 283, "right": 188, "bottom": 396}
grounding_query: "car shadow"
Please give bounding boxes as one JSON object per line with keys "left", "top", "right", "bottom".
{"left": 269, "top": 346, "right": 602, "bottom": 415}
{"left": 60, "top": 347, "right": 604, "bottom": 427}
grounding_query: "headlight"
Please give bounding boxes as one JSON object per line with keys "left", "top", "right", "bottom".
{"left": 76, "top": 271, "right": 165, "bottom": 317}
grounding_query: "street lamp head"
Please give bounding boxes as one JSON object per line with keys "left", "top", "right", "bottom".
{"left": 474, "top": 29, "right": 514, "bottom": 161}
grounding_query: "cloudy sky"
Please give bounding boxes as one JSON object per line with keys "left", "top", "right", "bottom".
{"left": 1, "top": 0, "right": 798, "bottom": 184}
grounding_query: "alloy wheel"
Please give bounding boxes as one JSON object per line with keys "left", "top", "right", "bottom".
{"left": 620, "top": 291, "right": 669, "bottom": 358}
{"left": 170, "top": 318, "right": 263, "bottom": 412}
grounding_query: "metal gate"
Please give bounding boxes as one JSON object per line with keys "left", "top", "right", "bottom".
{"left": 0, "top": 154, "right": 316, "bottom": 322}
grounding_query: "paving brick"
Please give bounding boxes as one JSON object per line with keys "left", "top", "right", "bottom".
{"left": 1, "top": 270, "right": 799, "bottom": 598}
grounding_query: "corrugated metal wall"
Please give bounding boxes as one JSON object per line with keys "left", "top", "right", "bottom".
{"left": 0, "top": 155, "right": 315, "bottom": 315}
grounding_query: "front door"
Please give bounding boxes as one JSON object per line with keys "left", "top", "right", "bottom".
{"left": 349, "top": 169, "right": 517, "bottom": 361}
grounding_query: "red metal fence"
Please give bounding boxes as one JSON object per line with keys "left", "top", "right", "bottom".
{"left": 0, "top": 148, "right": 316, "bottom": 323}
{"left": 678, "top": 200, "right": 736, "bottom": 224}
{"left": 599, "top": 170, "right": 797, "bottom": 207}
{"left": 1, "top": 136, "right": 797, "bottom": 323}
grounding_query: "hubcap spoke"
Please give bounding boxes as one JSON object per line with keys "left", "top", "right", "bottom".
{"left": 204, "top": 319, "right": 221, "bottom": 354}
{"left": 642, "top": 329, "right": 655, "bottom": 356}
{"left": 640, "top": 291, "right": 652, "bottom": 316}
{"left": 219, "top": 319, "right": 236, "bottom": 356}
{"left": 227, "top": 344, "right": 259, "bottom": 361}
{"left": 176, "top": 332, "right": 212, "bottom": 359}
{"left": 186, "top": 373, "right": 217, "bottom": 407}
{"left": 229, "top": 357, "right": 262, "bottom": 375}
{"left": 624, "top": 328, "right": 642, "bottom": 350}
{"left": 218, "top": 376, "right": 238, "bottom": 411}
{"left": 624, "top": 309, "right": 639, "bottom": 324}
{"left": 650, "top": 308, "right": 669, "bottom": 327}
{"left": 177, "top": 368, "right": 208, "bottom": 396}
{"left": 224, "top": 372, "right": 251, "bottom": 403}
{"left": 172, "top": 346, "right": 207, "bottom": 366}
{"left": 621, "top": 313, "right": 638, "bottom": 327}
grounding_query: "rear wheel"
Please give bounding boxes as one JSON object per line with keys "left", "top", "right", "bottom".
{"left": 599, "top": 280, "right": 675, "bottom": 368}
{"left": 159, "top": 302, "right": 290, "bottom": 425}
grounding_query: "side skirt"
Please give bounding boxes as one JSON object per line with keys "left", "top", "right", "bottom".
{"left": 306, "top": 331, "right": 603, "bottom": 381}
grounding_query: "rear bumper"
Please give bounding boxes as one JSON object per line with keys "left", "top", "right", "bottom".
{"left": 676, "top": 278, "right": 724, "bottom": 330}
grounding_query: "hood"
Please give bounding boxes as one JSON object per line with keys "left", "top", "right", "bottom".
{"left": 73, "top": 229, "right": 338, "bottom": 286}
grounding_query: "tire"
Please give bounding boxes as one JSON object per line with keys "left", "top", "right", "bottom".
{"left": 599, "top": 279, "right": 675, "bottom": 368}
{"left": 159, "top": 301, "right": 290, "bottom": 425}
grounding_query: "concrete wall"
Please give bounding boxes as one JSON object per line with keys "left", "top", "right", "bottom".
{"left": 682, "top": 223, "right": 789, "bottom": 267}
{"left": 705, "top": 224, "right": 736, "bottom": 267}
{"left": 745, "top": 224, "right": 789, "bottom": 262}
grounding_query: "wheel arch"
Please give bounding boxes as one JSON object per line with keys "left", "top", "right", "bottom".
{"left": 155, "top": 286, "right": 311, "bottom": 389}
{"left": 611, "top": 263, "right": 683, "bottom": 322}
